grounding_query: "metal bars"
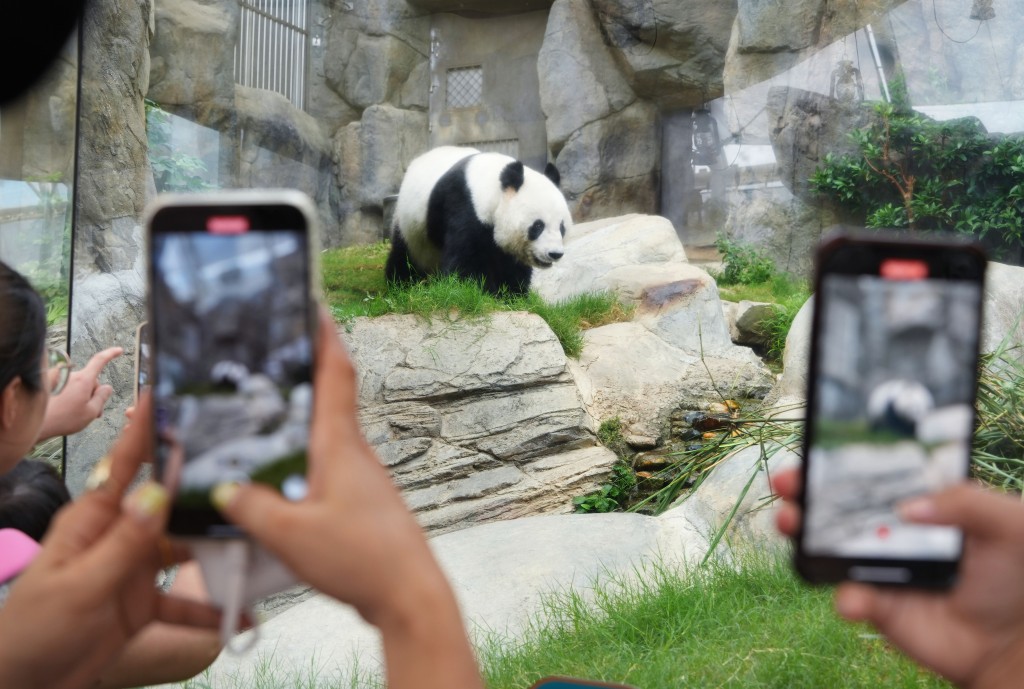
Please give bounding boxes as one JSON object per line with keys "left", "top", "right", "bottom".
{"left": 234, "top": 0, "right": 310, "bottom": 109}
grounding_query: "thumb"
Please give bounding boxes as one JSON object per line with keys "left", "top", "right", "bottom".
{"left": 89, "top": 384, "right": 115, "bottom": 415}
{"left": 75, "top": 482, "right": 171, "bottom": 590}
{"left": 211, "top": 481, "right": 304, "bottom": 555}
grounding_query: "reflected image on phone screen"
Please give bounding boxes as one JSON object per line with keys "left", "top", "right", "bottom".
{"left": 151, "top": 229, "right": 313, "bottom": 531}
{"left": 803, "top": 262, "right": 983, "bottom": 561}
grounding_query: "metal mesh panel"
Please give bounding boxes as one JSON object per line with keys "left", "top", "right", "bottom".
{"left": 465, "top": 139, "right": 520, "bottom": 158}
{"left": 446, "top": 66, "right": 483, "bottom": 109}
{"left": 234, "top": 0, "right": 310, "bottom": 110}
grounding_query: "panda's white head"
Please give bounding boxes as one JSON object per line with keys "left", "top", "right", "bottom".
{"left": 492, "top": 159, "right": 571, "bottom": 269}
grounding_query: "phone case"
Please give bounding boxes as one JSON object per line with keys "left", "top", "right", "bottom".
{"left": 796, "top": 230, "right": 987, "bottom": 588}
{"left": 145, "top": 189, "right": 321, "bottom": 539}
{"left": 528, "top": 677, "right": 639, "bottom": 689}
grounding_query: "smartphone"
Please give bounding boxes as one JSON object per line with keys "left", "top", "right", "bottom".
{"left": 134, "top": 321, "right": 150, "bottom": 406}
{"left": 145, "top": 190, "right": 319, "bottom": 537}
{"left": 528, "top": 677, "right": 639, "bottom": 689}
{"left": 795, "top": 232, "right": 986, "bottom": 588}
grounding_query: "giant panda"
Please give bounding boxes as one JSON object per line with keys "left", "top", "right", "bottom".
{"left": 866, "top": 378, "right": 935, "bottom": 438}
{"left": 385, "top": 145, "right": 572, "bottom": 297}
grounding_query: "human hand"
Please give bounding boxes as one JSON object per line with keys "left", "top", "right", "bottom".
{"left": 37, "top": 346, "right": 123, "bottom": 440}
{"left": 774, "top": 467, "right": 1024, "bottom": 689}
{"left": 0, "top": 398, "right": 221, "bottom": 689}
{"left": 212, "top": 308, "right": 484, "bottom": 689}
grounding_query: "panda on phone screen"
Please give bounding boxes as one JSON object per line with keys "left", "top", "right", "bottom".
{"left": 867, "top": 378, "right": 935, "bottom": 438}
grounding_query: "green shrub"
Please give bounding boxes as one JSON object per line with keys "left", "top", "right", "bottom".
{"left": 711, "top": 234, "right": 777, "bottom": 286}
{"left": 810, "top": 101, "right": 1024, "bottom": 258}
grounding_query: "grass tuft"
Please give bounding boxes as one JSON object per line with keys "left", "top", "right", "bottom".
{"left": 479, "top": 552, "right": 951, "bottom": 689}
{"left": 320, "top": 243, "right": 633, "bottom": 358}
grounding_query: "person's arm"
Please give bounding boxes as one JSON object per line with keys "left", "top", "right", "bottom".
{"left": 774, "top": 468, "right": 1024, "bottom": 689}
{"left": 37, "top": 347, "right": 122, "bottom": 440}
{"left": 213, "top": 308, "right": 484, "bottom": 689}
{"left": 93, "top": 562, "right": 223, "bottom": 689}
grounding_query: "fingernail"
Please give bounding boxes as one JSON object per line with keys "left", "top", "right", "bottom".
{"left": 84, "top": 455, "right": 113, "bottom": 492}
{"left": 898, "top": 496, "right": 937, "bottom": 522}
{"left": 211, "top": 482, "right": 241, "bottom": 511}
{"left": 125, "top": 482, "right": 169, "bottom": 522}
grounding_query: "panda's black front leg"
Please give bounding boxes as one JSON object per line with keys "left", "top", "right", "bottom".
{"left": 385, "top": 231, "right": 426, "bottom": 286}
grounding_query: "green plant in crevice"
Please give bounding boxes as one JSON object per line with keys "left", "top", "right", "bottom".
{"left": 573, "top": 460, "right": 637, "bottom": 514}
{"left": 711, "top": 238, "right": 811, "bottom": 365}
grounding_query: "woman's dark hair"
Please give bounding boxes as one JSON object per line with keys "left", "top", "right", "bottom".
{"left": 0, "top": 459, "right": 71, "bottom": 541}
{"left": 0, "top": 260, "right": 47, "bottom": 394}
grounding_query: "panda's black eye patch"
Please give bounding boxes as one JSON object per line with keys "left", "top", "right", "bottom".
{"left": 559, "top": 221, "right": 566, "bottom": 237}
{"left": 528, "top": 220, "right": 545, "bottom": 241}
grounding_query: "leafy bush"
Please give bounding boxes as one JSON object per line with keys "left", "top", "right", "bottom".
{"left": 711, "top": 234, "right": 776, "bottom": 286}
{"left": 145, "top": 100, "right": 214, "bottom": 193}
{"left": 810, "top": 101, "right": 1024, "bottom": 258}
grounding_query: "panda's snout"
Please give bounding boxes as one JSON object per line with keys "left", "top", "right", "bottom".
{"left": 532, "top": 249, "right": 563, "bottom": 268}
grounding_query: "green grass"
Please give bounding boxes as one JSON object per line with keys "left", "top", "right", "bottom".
{"left": 481, "top": 552, "right": 949, "bottom": 689}
{"left": 320, "top": 243, "right": 633, "bottom": 358}
{"left": 157, "top": 553, "right": 948, "bottom": 689}
{"left": 972, "top": 342, "right": 1024, "bottom": 491}
{"left": 717, "top": 273, "right": 812, "bottom": 365}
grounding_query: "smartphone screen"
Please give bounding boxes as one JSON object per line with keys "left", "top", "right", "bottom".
{"left": 147, "top": 192, "right": 316, "bottom": 537}
{"left": 796, "top": 235, "right": 986, "bottom": 587}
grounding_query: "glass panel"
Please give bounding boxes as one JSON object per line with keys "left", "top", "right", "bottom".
{"left": 0, "top": 29, "right": 77, "bottom": 474}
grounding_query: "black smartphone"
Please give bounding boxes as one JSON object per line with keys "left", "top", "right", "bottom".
{"left": 528, "top": 677, "right": 639, "bottom": 689}
{"left": 145, "top": 190, "right": 319, "bottom": 537}
{"left": 795, "top": 231, "right": 986, "bottom": 588}
{"left": 134, "top": 320, "right": 150, "bottom": 406}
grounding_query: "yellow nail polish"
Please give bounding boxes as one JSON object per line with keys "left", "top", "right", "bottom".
{"left": 126, "top": 482, "right": 168, "bottom": 521}
{"left": 211, "top": 482, "right": 241, "bottom": 511}
{"left": 84, "top": 455, "right": 113, "bottom": 492}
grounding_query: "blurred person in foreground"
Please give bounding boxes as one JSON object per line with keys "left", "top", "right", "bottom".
{"left": 0, "top": 258, "right": 482, "bottom": 688}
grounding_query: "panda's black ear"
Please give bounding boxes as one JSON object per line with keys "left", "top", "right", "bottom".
{"left": 500, "top": 161, "right": 525, "bottom": 192}
{"left": 544, "top": 162, "right": 561, "bottom": 189}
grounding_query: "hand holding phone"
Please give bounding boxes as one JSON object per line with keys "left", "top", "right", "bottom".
{"left": 796, "top": 232, "right": 986, "bottom": 588}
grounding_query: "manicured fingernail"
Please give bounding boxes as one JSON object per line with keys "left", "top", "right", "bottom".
{"left": 898, "top": 496, "right": 937, "bottom": 522}
{"left": 126, "top": 482, "right": 169, "bottom": 522}
{"left": 211, "top": 482, "right": 241, "bottom": 511}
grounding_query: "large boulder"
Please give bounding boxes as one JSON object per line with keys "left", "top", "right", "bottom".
{"left": 334, "top": 105, "right": 429, "bottom": 246}
{"left": 554, "top": 101, "right": 661, "bottom": 222}
{"left": 535, "top": 214, "right": 775, "bottom": 443}
{"left": 590, "top": 0, "right": 737, "bottom": 109}
{"left": 766, "top": 260, "right": 1024, "bottom": 413}
{"left": 146, "top": 0, "right": 237, "bottom": 110}
{"left": 342, "top": 312, "right": 616, "bottom": 534}
{"left": 538, "top": 0, "right": 638, "bottom": 154}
